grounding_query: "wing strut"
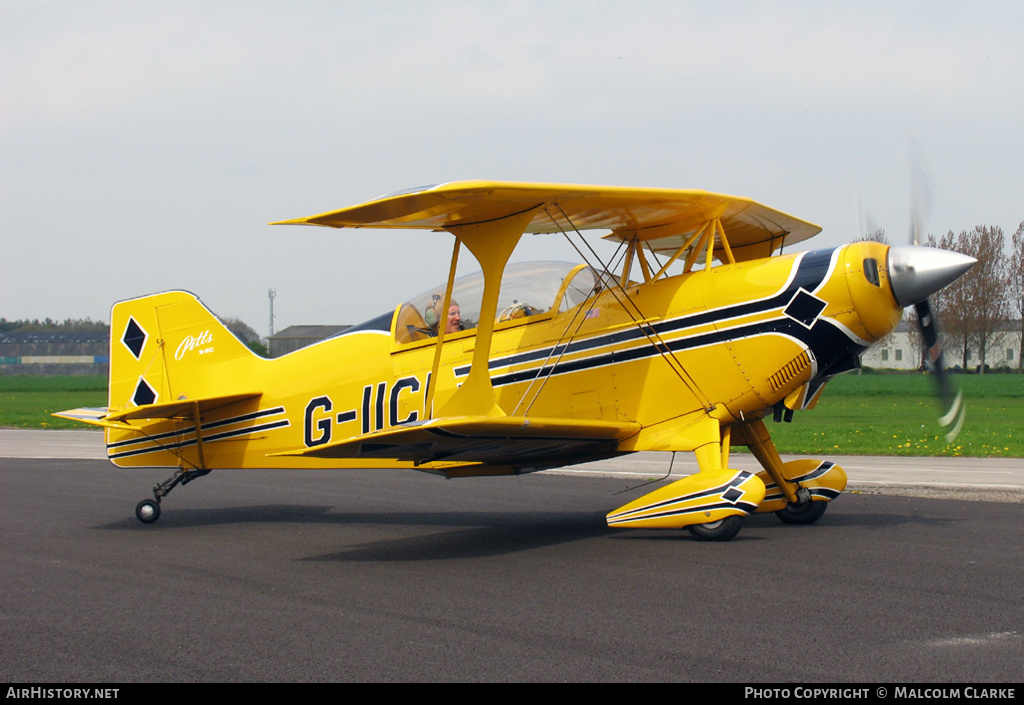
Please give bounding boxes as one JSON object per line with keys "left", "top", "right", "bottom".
{"left": 619, "top": 216, "right": 738, "bottom": 281}
{"left": 618, "top": 235, "right": 657, "bottom": 285}
{"left": 651, "top": 221, "right": 711, "bottom": 279}
{"left": 715, "top": 218, "right": 737, "bottom": 265}
{"left": 435, "top": 207, "right": 541, "bottom": 418}
{"left": 423, "top": 238, "right": 462, "bottom": 419}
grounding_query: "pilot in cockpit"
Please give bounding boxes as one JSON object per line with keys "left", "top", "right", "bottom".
{"left": 425, "top": 294, "right": 463, "bottom": 336}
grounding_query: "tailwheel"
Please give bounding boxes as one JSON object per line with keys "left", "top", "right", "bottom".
{"left": 133, "top": 466, "right": 212, "bottom": 524}
{"left": 775, "top": 499, "right": 827, "bottom": 525}
{"left": 687, "top": 515, "right": 743, "bottom": 541}
{"left": 135, "top": 498, "right": 161, "bottom": 524}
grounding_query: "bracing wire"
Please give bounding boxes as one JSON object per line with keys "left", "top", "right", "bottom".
{"left": 613, "top": 452, "right": 677, "bottom": 496}
{"left": 548, "top": 204, "right": 714, "bottom": 410}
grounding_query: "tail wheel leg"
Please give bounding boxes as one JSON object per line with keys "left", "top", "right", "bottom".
{"left": 133, "top": 467, "right": 212, "bottom": 524}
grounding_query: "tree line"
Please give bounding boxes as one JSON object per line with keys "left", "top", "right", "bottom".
{"left": 925, "top": 223, "right": 1024, "bottom": 372}
{"left": 0, "top": 318, "right": 107, "bottom": 333}
{"left": 1, "top": 316, "right": 268, "bottom": 356}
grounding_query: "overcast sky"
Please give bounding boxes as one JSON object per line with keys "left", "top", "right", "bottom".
{"left": 3, "top": 1, "right": 1022, "bottom": 335}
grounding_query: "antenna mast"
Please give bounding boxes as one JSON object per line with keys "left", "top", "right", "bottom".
{"left": 268, "top": 288, "right": 276, "bottom": 337}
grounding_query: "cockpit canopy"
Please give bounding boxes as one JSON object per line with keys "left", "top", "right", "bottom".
{"left": 353, "top": 261, "right": 604, "bottom": 345}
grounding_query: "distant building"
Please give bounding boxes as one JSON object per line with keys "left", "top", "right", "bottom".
{"left": 267, "top": 325, "right": 351, "bottom": 358}
{"left": 861, "top": 320, "right": 1022, "bottom": 371}
{"left": 0, "top": 330, "right": 109, "bottom": 376}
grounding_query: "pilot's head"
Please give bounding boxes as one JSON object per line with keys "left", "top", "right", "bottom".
{"left": 445, "top": 301, "right": 462, "bottom": 333}
{"left": 426, "top": 294, "right": 462, "bottom": 334}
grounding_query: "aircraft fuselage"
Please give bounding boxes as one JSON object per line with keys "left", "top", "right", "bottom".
{"left": 100, "top": 241, "right": 899, "bottom": 471}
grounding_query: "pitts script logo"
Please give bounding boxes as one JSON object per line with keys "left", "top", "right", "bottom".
{"left": 175, "top": 330, "right": 215, "bottom": 361}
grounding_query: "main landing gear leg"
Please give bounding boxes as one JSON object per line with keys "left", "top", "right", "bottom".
{"left": 135, "top": 467, "right": 212, "bottom": 524}
{"left": 686, "top": 426, "right": 747, "bottom": 541}
{"left": 736, "top": 419, "right": 846, "bottom": 525}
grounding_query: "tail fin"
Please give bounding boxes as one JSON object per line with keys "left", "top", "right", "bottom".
{"left": 109, "top": 290, "right": 257, "bottom": 410}
{"left": 54, "top": 291, "right": 266, "bottom": 467}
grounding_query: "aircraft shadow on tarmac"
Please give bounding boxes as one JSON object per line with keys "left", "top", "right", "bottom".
{"left": 93, "top": 506, "right": 608, "bottom": 560}
{"left": 306, "top": 515, "right": 607, "bottom": 562}
{"left": 88, "top": 498, "right": 956, "bottom": 561}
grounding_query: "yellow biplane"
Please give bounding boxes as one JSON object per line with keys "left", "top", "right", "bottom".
{"left": 56, "top": 182, "right": 975, "bottom": 540}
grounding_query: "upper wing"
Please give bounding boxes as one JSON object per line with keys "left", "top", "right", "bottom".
{"left": 272, "top": 181, "right": 821, "bottom": 262}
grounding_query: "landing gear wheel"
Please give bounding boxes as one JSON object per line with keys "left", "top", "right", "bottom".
{"left": 688, "top": 515, "right": 743, "bottom": 541}
{"left": 135, "top": 499, "right": 161, "bottom": 524}
{"left": 775, "top": 499, "right": 827, "bottom": 525}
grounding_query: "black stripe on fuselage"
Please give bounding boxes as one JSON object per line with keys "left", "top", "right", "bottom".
{"left": 455, "top": 249, "right": 858, "bottom": 387}
{"left": 106, "top": 406, "right": 287, "bottom": 449}
{"left": 107, "top": 418, "right": 291, "bottom": 459}
{"left": 455, "top": 249, "right": 838, "bottom": 378}
{"left": 491, "top": 308, "right": 864, "bottom": 388}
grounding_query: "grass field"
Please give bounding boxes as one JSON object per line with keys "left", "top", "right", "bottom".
{"left": 0, "top": 375, "right": 107, "bottom": 430}
{"left": 1, "top": 373, "right": 1021, "bottom": 457}
{"left": 768, "top": 373, "right": 1023, "bottom": 458}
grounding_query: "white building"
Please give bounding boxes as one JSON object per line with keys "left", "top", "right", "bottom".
{"left": 860, "top": 320, "right": 1022, "bottom": 371}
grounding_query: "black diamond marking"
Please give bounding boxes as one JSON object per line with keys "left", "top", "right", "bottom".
{"left": 122, "top": 317, "right": 147, "bottom": 359}
{"left": 784, "top": 289, "right": 828, "bottom": 329}
{"left": 722, "top": 486, "right": 745, "bottom": 504}
{"left": 132, "top": 378, "right": 157, "bottom": 406}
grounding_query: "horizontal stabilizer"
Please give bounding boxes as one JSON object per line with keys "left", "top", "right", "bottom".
{"left": 51, "top": 407, "right": 123, "bottom": 429}
{"left": 54, "top": 392, "right": 262, "bottom": 430}
{"left": 104, "top": 392, "right": 262, "bottom": 422}
{"left": 273, "top": 415, "right": 640, "bottom": 468}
